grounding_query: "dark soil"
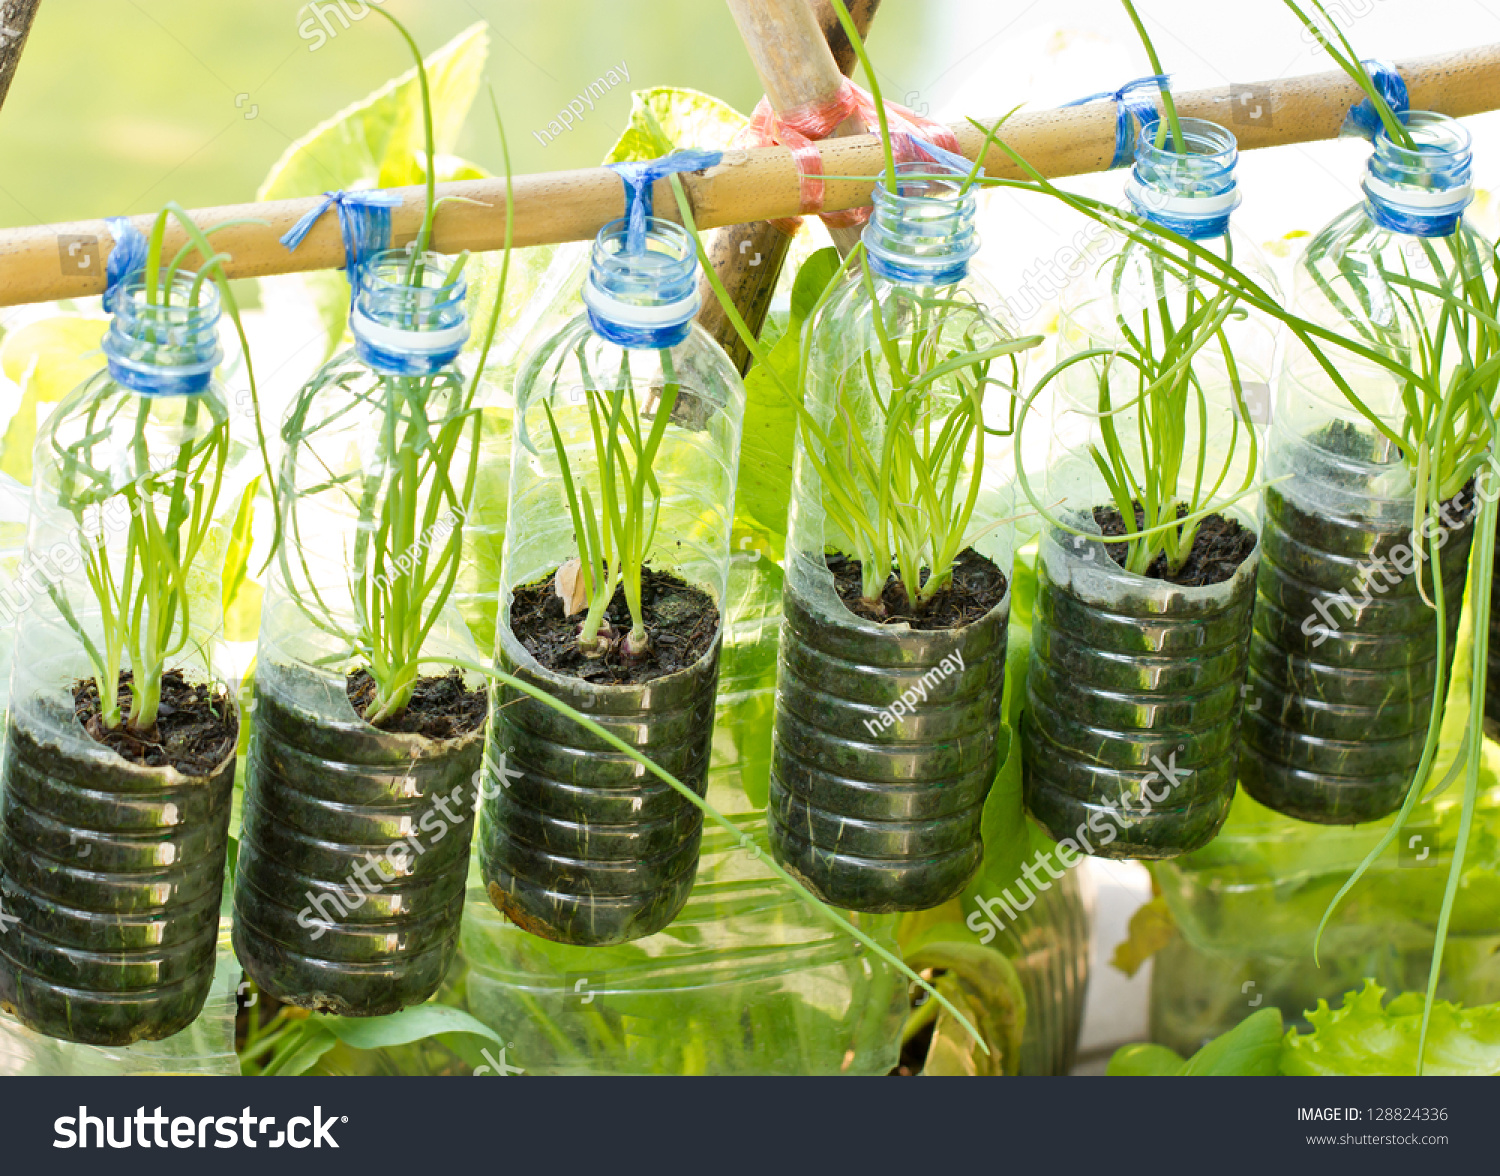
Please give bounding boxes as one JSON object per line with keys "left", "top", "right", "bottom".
{"left": 510, "top": 565, "right": 720, "bottom": 686}
{"left": 346, "top": 668, "right": 486, "bottom": 738}
{"left": 73, "top": 670, "right": 237, "bottom": 776}
{"left": 1094, "top": 503, "right": 1256, "bottom": 588}
{"left": 827, "top": 547, "right": 1008, "bottom": 630}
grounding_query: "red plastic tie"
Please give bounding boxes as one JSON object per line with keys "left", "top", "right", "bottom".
{"left": 738, "top": 78, "right": 962, "bottom": 234}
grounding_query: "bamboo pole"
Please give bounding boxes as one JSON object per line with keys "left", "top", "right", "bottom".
{"left": 726, "top": 0, "right": 867, "bottom": 255}
{"left": 3, "top": 42, "right": 1500, "bottom": 309}
{"left": 701, "top": 0, "right": 877, "bottom": 371}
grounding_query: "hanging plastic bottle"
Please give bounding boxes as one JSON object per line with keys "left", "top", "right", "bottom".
{"left": 769, "top": 155, "right": 1031, "bottom": 912}
{"left": 0, "top": 245, "right": 237, "bottom": 1045}
{"left": 480, "top": 151, "right": 747, "bottom": 946}
{"left": 1241, "top": 109, "right": 1490, "bottom": 824}
{"left": 234, "top": 204, "right": 493, "bottom": 1014}
{"left": 1022, "top": 112, "right": 1275, "bottom": 860}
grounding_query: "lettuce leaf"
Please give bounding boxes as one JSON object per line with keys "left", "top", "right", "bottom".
{"left": 1281, "top": 981, "right": 1500, "bottom": 1076}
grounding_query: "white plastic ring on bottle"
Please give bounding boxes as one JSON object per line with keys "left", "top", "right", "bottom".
{"left": 1126, "top": 178, "right": 1241, "bottom": 220}
{"left": 1362, "top": 173, "right": 1473, "bottom": 213}
{"left": 582, "top": 280, "right": 701, "bottom": 331}
{"left": 349, "top": 307, "right": 470, "bottom": 356}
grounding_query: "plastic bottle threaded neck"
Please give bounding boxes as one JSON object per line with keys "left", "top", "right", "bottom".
{"left": 1363, "top": 111, "right": 1473, "bottom": 238}
{"left": 351, "top": 249, "right": 470, "bottom": 377}
{"left": 103, "top": 275, "right": 222, "bottom": 397}
{"left": 583, "top": 217, "right": 701, "bottom": 350}
{"left": 1126, "top": 117, "right": 1241, "bottom": 241}
{"left": 862, "top": 162, "right": 979, "bottom": 286}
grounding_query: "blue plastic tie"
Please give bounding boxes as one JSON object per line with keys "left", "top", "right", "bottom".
{"left": 103, "top": 216, "right": 148, "bottom": 312}
{"left": 279, "top": 188, "right": 404, "bottom": 284}
{"left": 604, "top": 149, "right": 723, "bottom": 254}
{"left": 1064, "top": 74, "right": 1172, "bottom": 169}
{"left": 1341, "top": 60, "right": 1409, "bottom": 141}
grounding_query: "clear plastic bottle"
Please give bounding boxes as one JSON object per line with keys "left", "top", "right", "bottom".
{"left": 1025, "top": 118, "right": 1272, "bottom": 859}
{"left": 1242, "top": 111, "right": 1490, "bottom": 824}
{"left": 769, "top": 162, "right": 1020, "bottom": 913}
{"left": 0, "top": 276, "right": 236, "bottom": 1045}
{"left": 234, "top": 249, "right": 490, "bottom": 1015}
{"left": 465, "top": 549, "right": 908, "bottom": 1073}
{"left": 481, "top": 216, "right": 745, "bottom": 946}
{"left": 0, "top": 921, "right": 240, "bottom": 1074}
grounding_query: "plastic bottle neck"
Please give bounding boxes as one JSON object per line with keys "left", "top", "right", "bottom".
{"left": 102, "top": 276, "right": 222, "bottom": 397}
{"left": 1126, "top": 117, "right": 1241, "bottom": 241}
{"left": 582, "top": 217, "right": 701, "bottom": 349}
{"left": 350, "top": 249, "right": 470, "bottom": 376}
{"left": 861, "top": 162, "right": 979, "bottom": 286}
{"left": 1362, "top": 111, "right": 1473, "bottom": 238}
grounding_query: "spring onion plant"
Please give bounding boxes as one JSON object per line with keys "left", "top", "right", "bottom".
{"left": 541, "top": 355, "right": 677, "bottom": 659}
{"left": 49, "top": 206, "right": 274, "bottom": 735}
{"left": 814, "top": 263, "right": 1035, "bottom": 607}
{"left": 1277, "top": 0, "right": 1500, "bottom": 1073}
{"left": 281, "top": 9, "right": 512, "bottom": 725}
{"left": 1007, "top": 4, "right": 1266, "bottom": 575}
{"left": 683, "top": 0, "right": 1040, "bottom": 614}
{"left": 960, "top": 0, "right": 1500, "bottom": 1067}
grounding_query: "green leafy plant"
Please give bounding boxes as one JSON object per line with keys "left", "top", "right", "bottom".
{"left": 1112, "top": 981, "right": 1500, "bottom": 1076}
{"left": 1011, "top": 5, "right": 1264, "bottom": 576}
{"left": 674, "top": 0, "right": 1040, "bottom": 614}
{"left": 1108, "top": 1006, "right": 1285, "bottom": 1076}
{"left": 49, "top": 205, "right": 271, "bottom": 735}
{"left": 279, "top": 9, "right": 513, "bottom": 725}
{"left": 540, "top": 355, "right": 678, "bottom": 658}
{"left": 239, "top": 981, "right": 507, "bottom": 1076}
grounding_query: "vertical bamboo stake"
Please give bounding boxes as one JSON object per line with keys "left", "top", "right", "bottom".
{"left": 697, "top": 0, "right": 879, "bottom": 372}
{"left": 0, "top": 0, "right": 41, "bottom": 112}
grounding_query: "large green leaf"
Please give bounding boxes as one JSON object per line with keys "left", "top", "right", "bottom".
{"left": 904, "top": 936, "right": 1027, "bottom": 1075}
{"left": 1107, "top": 1007, "right": 1284, "bottom": 1076}
{"left": 258, "top": 1024, "right": 337, "bottom": 1077}
{"left": 1106, "top": 1043, "right": 1190, "bottom": 1076}
{"left": 963, "top": 547, "right": 1043, "bottom": 916}
{"left": 257, "top": 23, "right": 491, "bottom": 355}
{"left": 258, "top": 23, "right": 489, "bottom": 201}
{"left": 1180, "top": 1006, "right": 1284, "bottom": 1075}
{"left": 317, "top": 1004, "right": 504, "bottom": 1052}
{"left": 0, "top": 316, "right": 107, "bottom": 484}
{"left": 604, "top": 87, "right": 747, "bottom": 164}
{"left": 733, "top": 247, "right": 840, "bottom": 563}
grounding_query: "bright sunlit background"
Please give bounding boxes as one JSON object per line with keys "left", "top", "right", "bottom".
{"left": 4, "top": 0, "right": 1497, "bottom": 231}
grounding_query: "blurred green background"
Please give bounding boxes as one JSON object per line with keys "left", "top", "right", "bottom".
{"left": 0, "top": 0, "right": 951, "bottom": 228}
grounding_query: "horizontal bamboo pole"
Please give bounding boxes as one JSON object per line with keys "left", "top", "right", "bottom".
{"left": 4, "top": 42, "right": 1500, "bottom": 309}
